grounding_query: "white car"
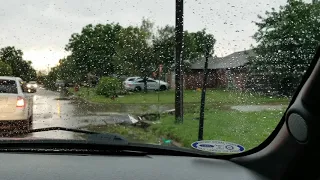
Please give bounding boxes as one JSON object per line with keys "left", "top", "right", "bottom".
{"left": 0, "top": 76, "right": 33, "bottom": 130}
{"left": 26, "top": 81, "right": 38, "bottom": 93}
{"left": 123, "top": 77, "right": 169, "bottom": 91}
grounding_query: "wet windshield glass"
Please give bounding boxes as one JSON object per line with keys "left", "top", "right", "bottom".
{"left": 0, "top": 0, "right": 318, "bottom": 155}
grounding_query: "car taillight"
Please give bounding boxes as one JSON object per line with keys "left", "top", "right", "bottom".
{"left": 16, "top": 96, "right": 25, "bottom": 107}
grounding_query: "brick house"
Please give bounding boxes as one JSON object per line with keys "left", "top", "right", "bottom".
{"left": 167, "top": 50, "right": 254, "bottom": 90}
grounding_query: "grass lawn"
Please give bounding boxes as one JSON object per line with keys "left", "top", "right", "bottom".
{"left": 70, "top": 87, "right": 289, "bottom": 105}
{"left": 83, "top": 108, "right": 286, "bottom": 151}
{"left": 73, "top": 87, "right": 289, "bottom": 151}
{"left": 84, "top": 124, "right": 159, "bottom": 144}
{"left": 150, "top": 109, "right": 285, "bottom": 150}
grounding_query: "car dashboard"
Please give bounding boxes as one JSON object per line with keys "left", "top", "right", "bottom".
{"left": 0, "top": 152, "right": 269, "bottom": 180}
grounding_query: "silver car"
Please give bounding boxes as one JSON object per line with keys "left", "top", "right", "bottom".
{"left": 123, "top": 77, "right": 169, "bottom": 91}
{"left": 26, "top": 81, "right": 38, "bottom": 93}
{"left": 0, "top": 76, "right": 33, "bottom": 130}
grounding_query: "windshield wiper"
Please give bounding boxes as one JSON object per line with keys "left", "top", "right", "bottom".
{"left": 0, "top": 127, "right": 217, "bottom": 158}
{"left": 1, "top": 127, "right": 128, "bottom": 145}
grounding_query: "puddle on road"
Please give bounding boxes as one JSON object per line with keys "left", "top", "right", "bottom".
{"left": 231, "top": 105, "right": 285, "bottom": 112}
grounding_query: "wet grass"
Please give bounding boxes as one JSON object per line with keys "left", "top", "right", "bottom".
{"left": 84, "top": 124, "right": 159, "bottom": 144}
{"left": 70, "top": 88, "right": 289, "bottom": 105}
{"left": 83, "top": 108, "right": 286, "bottom": 151}
{"left": 150, "top": 109, "right": 285, "bottom": 151}
{"left": 72, "top": 87, "right": 289, "bottom": 151}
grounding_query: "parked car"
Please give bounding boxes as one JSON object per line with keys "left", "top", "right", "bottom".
{"left": 26, "top": 81, "right": 38, "bottom": 93}
{"left": 0, "top": 76, "right": 33, "bottom": 130}
{"left": 55, "top": 80, "right": 66, "bottom": 92}
{"left": 123, "top": 77, "right": 169, "bottom": 91}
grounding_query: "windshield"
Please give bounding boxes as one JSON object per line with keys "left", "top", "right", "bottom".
{"left": 0, "top": 0, "right": 318, "bottom": 155}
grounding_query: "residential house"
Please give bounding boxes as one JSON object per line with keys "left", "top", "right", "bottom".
{"left": 167, "top": 50, "right": 254, "bottom": 90}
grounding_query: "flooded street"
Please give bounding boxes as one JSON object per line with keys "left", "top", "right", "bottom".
{"left": 28, "top": 89, "right": 133, "bottom": 140}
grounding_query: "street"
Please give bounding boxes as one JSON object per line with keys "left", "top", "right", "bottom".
{"left": 26, "top": 88, "right": 132, "bottom": 140}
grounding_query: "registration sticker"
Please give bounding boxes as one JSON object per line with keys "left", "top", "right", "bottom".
{"left": 191, "top": 140, "right": 245, "bottom": 153}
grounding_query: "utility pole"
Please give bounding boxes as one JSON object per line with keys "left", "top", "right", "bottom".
{"left": 175, "top": 0, "right": 184, "bottom": 124}
{"left": 198, "top": 46, "right": 210, "bottom": 141}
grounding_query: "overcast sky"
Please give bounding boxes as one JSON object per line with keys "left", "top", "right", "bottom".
{"left": 0, "top": 0, "right": 311, "bottom": 70}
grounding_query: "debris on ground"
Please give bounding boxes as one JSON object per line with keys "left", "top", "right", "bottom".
{"left": 139, "top": 113, "right": 160, "bottom": 121}
{"left": 128, "top": 114, "right": 139, "bottom": 124}
{"left": 163, "top": 109, "right": 175, "bottom": 115}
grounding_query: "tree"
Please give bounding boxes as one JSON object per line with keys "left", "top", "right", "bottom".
{"left": 58, "top": 56, "right": 82, "bottom": 83}
{"left": 0, "top": 46, "right": 23, "bottom": 76}
{"left": 0, "top": 46, "right": 37, "bottom": 81}
{"left": 44, "top": 67, "right": 59, "bottom": 90}
{"left": 114, "top": 25, "right": 155, "bottom": 92}
{"left": 192, "top": 29, "right": 216, "bottom": 56}
{"left": 65, "top": 23, "right": 122, "bottom": 78}
{"left": 248, "top": 0, "right": 320, "bottom": 96}
{"left": 140, "top": 17, "right": 154, "bottom": 40}
{"left": 18, "top": 60, "right": 37, "bottom": 81}
{"left": 153, "top": 25, "right": 175, "bottom": 74}
{"left": 153, "top": 27, "right": 216, "bottom": 74}
{"left": 37, "top": 71, "right": 47, "bottom": 85}
{"left": 0, "top": 61, "right": 12, "bottom": 76}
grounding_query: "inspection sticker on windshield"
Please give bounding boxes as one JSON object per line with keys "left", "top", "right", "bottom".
{"left": 191, "top": 140, "right": 245, "bottom": 153}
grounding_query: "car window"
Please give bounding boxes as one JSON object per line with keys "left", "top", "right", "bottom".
{"left": 147, "top": 80, "right": 156, "bottom": 83}
{"left": 0, "top": 80, "right": 18, "bottom": 94}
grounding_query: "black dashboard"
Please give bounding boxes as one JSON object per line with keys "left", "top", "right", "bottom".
{"left": 0, "top": 153, "right": 269, "bottom": 180}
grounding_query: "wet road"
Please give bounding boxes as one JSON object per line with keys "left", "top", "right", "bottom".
{"left": 29, "top": 88, "right": 131, "bottom": 139}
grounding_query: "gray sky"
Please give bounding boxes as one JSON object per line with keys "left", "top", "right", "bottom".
{"left": 0, "top": 0, "right": 308, "bottom": 70}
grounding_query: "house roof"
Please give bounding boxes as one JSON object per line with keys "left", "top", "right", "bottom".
{"left": 190, "top": 49, "right": 255, "bottom": 70}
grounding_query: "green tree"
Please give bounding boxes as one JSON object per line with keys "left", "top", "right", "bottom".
{"left": 65, "top": 23, "right": 122, "bottom": 78}
{"left": 248, "top": 0, "right": 320, "bottom": 96}
{"left": 44, "top": 67, "right": 59, "bottom": 90}
{"left": 58, "top": 56, "right": 82, "bottom": 83}
{"left": 152, "top": 25, "right": 175, "bottom": 74}
{"left": 153, "top": 27, "right": 216, "bottom": 74}
{"left": 19, "top": 60, "right": 37, "bottom": 81}
{"left": 0, "top": 61, "right": 12, "bottom": 76}
{"left": 0, "top": 46, "right": 37, "bottom": 81}
{"left": 192, "top": 29, "right": 216, "bottom": 56}
{"left": 0, "top": 46, "right": 24, "bottom": 76}
{"left": 36, "top": 71, "right": 47, "bottom": 85}
{"left": 114, "top": 25, "right": 154, "bottom": 92}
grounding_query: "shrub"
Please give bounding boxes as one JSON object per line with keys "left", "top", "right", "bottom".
{"left": 96, "top": 77, "right": 123, "bottom": 97}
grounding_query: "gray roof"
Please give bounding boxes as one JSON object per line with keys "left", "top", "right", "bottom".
{"left": 191, "top": 49, "right": 255, "bottom": 70}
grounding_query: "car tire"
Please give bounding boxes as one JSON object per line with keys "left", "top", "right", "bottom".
{"left": 135, "top": 86, "right": 142, "bottom": 92}
{"left": 160, "top": 85, "right": 167, "bottom": 91}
